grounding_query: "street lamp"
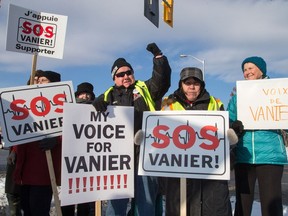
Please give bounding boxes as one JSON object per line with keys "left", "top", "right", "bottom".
{"left": 180, "top": 54, "right": 205, "bottom": 80}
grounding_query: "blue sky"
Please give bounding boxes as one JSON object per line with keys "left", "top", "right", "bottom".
{"left": 0, "top": 0, "right": 288, "bottom": 108}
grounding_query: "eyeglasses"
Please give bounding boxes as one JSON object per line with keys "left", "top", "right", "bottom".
{"left": 38, "top": 77, "right": 50, "bottom": 83}
{"left": 115, "top": 70, "right": 133, "bottom": 78}
{"left": 183, "top": 80, "right": 201, "bottom": 86}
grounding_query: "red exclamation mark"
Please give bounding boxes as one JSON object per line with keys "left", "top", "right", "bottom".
{"left": 96, "top": 176, "right": 101, "bottom": 190}
{"left": 110, "top": 175, "right": 114, "bottom": 189}
{"left": 117, "top": 174, "right": 121, "bottom": 189}
{"left": 104, "top": 175, "right": 107, "bottom": 190}
{"left": 76, "top": 177, "right": 80, "bottom": 193}
{"left": 68, "top": 178, "right": 73, "bottom": 194}
{"left": 83, "top": 177, "right": 87, "bottom": 192}
{"left": 90, "top": 176, "right": 94, "bottom": 191}
{"left": 123, "top": 174, "right": 127, "bottom": 188}
{"left": 215, "top": 155, "right": 219, "bottom": 168}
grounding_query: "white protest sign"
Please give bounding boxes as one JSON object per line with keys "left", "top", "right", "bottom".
{"left": 6, "top": 4, "right": 68, "bottom": 59}
{"left": 61, "top": 104, "right": 134, "bottom": 206}
{"left": 0, "top": 81, "right": 75, "bottom": 147}
{"left": 237, "top": 78, "right": 288, "bottom": 129}
{"left": 138, "top": 111, "right": 230, "bottom": 180}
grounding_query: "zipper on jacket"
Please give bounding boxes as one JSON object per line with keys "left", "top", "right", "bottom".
{"left": 252, "top": 131, "right": 255, "bottom": 163}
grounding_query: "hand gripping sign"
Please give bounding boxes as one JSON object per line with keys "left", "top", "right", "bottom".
{"left": 138, "top": 110, "right": 230, "bottom": 180}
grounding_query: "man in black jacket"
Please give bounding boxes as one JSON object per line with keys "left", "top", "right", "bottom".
{"left": 93, "top": 43, "right": 171, "bottom": 216}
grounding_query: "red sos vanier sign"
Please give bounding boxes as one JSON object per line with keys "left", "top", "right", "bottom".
{"left": 138, "top": 111, "right": 230, "bottom": 180}
{"left": 0, "top": 81, "right": 75, "bottom": 147}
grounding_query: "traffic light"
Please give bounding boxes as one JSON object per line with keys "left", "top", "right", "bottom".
{"left": 144, "top": 0, "right": 159, "bottom": 28}
{"left": 163, "top": 0, "right": 173, "bottom": 27}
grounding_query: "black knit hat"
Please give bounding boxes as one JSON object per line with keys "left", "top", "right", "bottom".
{"left": 75, "top": 82, "right": 95, "bottom": 100}
{"left": 111, "top": 58, "right": 133, "bottom": 80}
{"left": 39, "top": 71, "right": 61, "bottom": 83}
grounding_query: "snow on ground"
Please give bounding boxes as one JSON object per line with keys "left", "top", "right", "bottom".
{"left": 0, "top": 172, "right": 288, "bottom": 216}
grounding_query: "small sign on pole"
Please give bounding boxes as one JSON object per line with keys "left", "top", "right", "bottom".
{"left": 6, "top": 4, "right": 68, "bottom": 59}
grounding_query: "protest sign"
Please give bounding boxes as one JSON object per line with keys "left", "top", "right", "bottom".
{"left": 138, "top": 110, "right": 230, "bottom": 180}
{"left": 0, "top": 81, "right": 75, "bottom": 147}
{"left": 237, "top": 78, "right": 288, "bottom": 129}
{"left": 6, "top": 4, "right": 68, "bottom": 59}
{"left": 61, "top": 104, "right": 134, "bottom": 206}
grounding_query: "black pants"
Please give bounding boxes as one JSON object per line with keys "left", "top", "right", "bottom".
{"left": 164, "top": 177, "right": 232, "bottom": 216}
{"left": 234, "top": 164, "right": 284, "bottom": 216}
{"left": 62, "top": 202, "right": 94, "bottom": 216}
{"left": 21, "top": 185, "right": 52, "bottom": 216}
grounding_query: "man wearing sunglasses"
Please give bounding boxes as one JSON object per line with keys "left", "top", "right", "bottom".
{"left": 93, "top": 43, "right": 171, "bottom": 216}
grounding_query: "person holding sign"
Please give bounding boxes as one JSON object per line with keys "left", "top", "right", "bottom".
{"left": 92, "top": 43, "right": 171, "bottom": 216}
{"left": 5, "top": 69, "right": 43, "bottom": 216}
{"left": 14, "top": 71, "right": 62, "bottom": 216}
{"left": 227, "top": 56, "right": 288, "bottom": 216}
{"left": 62, "top": 82, "right": 96, "bottom": 216}
{"left": 74, "top": 82, "right": 96, "bottom": 104}
{"left": 161, "top": 67, "right": 232, "bottom": 216}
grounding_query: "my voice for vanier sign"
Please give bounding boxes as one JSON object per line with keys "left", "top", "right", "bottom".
{"left": 61, "top": 104, "right": 134, "bottom": 206}
{"left": 6, "top": 4, "right": 68, "bottom": 59}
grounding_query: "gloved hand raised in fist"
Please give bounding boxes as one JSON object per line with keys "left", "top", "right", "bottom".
{"left": 231, "top": 120, "right": 244, "bottom": 137}
{"left": 92, "top": 98, "right": 108, "bottom": 112}
{"left": 146, "top": 43, "right": 162, "bottom": 57}
{"left": 39, "top": 137, "right": 58, "bottom": 151}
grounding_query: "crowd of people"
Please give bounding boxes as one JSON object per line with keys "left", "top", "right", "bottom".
{"left": 1, "top": 43, "right": 287, "bottom": 216}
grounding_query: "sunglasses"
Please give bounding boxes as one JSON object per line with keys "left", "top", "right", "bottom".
{"left": 115, "top": 70, "right": 133, "bottom": 78}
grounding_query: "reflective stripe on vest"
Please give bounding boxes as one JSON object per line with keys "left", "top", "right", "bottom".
{"left": 103, "top": 80, "right": 155, "bottom": 111}
{"left": 164, "top": 96, "right": 222, "bottom": 111}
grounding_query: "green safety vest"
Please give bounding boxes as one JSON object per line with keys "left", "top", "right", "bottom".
{"left": 103, "top": 80, "right": 156, "bottom": 111}
{"left": 164, "top": 96, "right": 223, "bottom": 111}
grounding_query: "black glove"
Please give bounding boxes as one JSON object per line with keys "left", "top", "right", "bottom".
{"left": 146, "top": 43, "right": 162, "bottom": 57}
{"left": 92, "top": 98, "right": 108, "bottom": 112}
{"left": 39, "top": 137, "right": 58, "bottom": 151}
{"left": 231, "top": 120, "right": 244, "bottom": 137}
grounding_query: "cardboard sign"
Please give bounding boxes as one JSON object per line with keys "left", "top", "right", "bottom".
{"left": 6, "top": 4, "right": 68, "bottom": 59}
{"left": 237, "top": 78, "right": 288, "bottom": 129}
{"left": 138, "top": 110, "right": 230, "bottom": 180}
{"left": 61, "top": 104, "right": 134, "bottom": 206}
{"left": 0, "top": 81, "right": 75, "bottom": 146}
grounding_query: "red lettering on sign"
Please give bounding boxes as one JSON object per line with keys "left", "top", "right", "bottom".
{"left": 199, "top": 125, "right": 219, "bottom": 150}
{"left": 53, "top": 93, "right": 66, "bottom": 113}
{"left": 45, "top": 26, "right": 54, "bottom": 38}
{"left": 10, "top": 99, "right": 29, "bottom": 120}
{"left": 21, "top": 21, "right": 54, "bottom": 38}
{"left": 151, "top": 125, "right": 170, "bottom": 148}
{"left": 10, "top": 93, "right": 66, "bottom": 120}
{"left": 30, "top": 96, "right": 50, "bottom": 116}
{"left": 22, "top": 21, "right": 32, "bottom": 34}
{"left": 151, "top": 124, "right": 219, "bottom": 150}
{"left": 173, "top": 125, "right": 196, "bottom": 149}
